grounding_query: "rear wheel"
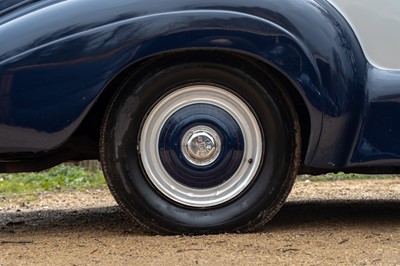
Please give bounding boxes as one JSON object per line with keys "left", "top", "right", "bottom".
{"left": 100, "top": 58, "right": 300, "bottom": 234}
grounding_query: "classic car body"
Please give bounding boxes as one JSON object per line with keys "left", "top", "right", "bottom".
{"left": 1, "top": 0, "right": 399, "bottom": 233}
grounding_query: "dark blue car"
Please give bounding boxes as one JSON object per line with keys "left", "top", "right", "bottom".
{"left": 1, "top": 0, "right": 399, "bottom": 234}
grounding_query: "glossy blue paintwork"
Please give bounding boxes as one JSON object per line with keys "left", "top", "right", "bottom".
{"left": 349, "top": 67, "right": 400, "bottom": 166}
{"left": 0, "top": 0, "right": 28, "bottom": 13}
{"left": 1, "top": 0, "right": 399, "bottom": 172}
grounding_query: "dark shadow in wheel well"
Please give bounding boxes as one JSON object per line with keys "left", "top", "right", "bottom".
{"left": 66, "top": 57, "right": 156, "bottom": 160}
{"left": 70, "top": 51, "right": 311, "bottom": 165}
{"left": 252, "top": 57, "right": 311, "bottom": 165}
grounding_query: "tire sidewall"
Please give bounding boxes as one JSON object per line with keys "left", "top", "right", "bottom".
{"left": 102, "top": 62, "right": 296, "bottom": 234}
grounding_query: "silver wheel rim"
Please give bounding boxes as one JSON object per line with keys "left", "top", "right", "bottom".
{"left": 139, "top": 85, "right": 263, "bottom": 207}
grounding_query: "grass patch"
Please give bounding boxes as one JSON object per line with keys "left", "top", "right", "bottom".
{"left": 1, "top": 164, "right": 398, "bottom": 197}
{"left": 298, "top": 172, "right": 398, "bottom": 182}
{"left": 0, "top": 164, "right": 106, "bottom": 196}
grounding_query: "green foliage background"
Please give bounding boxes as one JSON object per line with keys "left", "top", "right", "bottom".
{"left": 0, "top": 164, "right": 106, "bottom": 196}
{"left": 0, "top": 162, "right": 397, "bottom": 196}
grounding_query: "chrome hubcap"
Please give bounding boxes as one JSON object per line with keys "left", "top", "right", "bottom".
{"left": 181, "top": 126, "right": 221, "bottom": 167}
{"left": 139, "top": 85, "right": 263, "bottom": 207}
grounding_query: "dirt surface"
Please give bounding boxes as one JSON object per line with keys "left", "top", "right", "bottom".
{"left": 1, "top": 179, "right": 399, "bottom": 265}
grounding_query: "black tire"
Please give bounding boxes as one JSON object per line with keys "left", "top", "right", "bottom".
{"left": 100, "top": 57, "right": 300, "bottom": 234}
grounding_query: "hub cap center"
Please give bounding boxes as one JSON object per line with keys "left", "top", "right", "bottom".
{"left": 181, "top": 125, "right": 221, "bottom": 166}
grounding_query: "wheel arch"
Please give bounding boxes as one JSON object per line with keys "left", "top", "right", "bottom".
{"left": 82, "top": 2, "right": 368, "bottom": 169}
{"left": 81, "top": 50, "right": 311, "bottom": 164}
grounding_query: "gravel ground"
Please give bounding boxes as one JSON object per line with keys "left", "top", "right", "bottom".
{"left": 0, "top": 179, "right": 399, "bottom": 265}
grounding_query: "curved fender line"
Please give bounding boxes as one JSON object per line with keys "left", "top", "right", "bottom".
{"left": 0, "top": 4, "right": 368, "bottom": 166}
